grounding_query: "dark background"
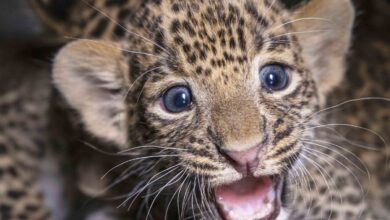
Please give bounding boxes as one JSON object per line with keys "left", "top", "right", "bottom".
{"left": 0, "top": 1, "right": 42, "bottom": 40}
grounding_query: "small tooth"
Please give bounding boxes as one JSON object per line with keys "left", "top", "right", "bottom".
{"left": 267, "top": 189, "right": 276, "bottom": 201}
{"left": 228, "top": 210, "right": 236, "bottom": 218}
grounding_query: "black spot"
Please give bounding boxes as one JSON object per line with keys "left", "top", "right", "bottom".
{"left": 171, "top": 3, "right": 181, "bottom": 12}
{"left": 105, "top": 0, "right": 127, "bottom": 7}
{"left": 152, "top": 0, "right": 162, "bottom": 5}
{"left": 220, "top": 38, "right": 227, "bottom": 47}
{"left": 210, "top": 59, "right": 216, "bottom": 67}
{"left": 182, "top": 44, "right": 191, "bottom": 54}
{"left": 204, "top": 69, "right": 212, "bottom": 76}
{"left": 189, "top": 149, "right": 215, "bottom": 158}
{"left": 207, "top": 35, "right": 217, "bottom": 44}
{"left": 0, "top": 144, "right": 7, "bottom": 155}
{"left": 346, "top": 194, "right": 362, "bottom": 205}
{"left": 280, "top": 0, "right": 309, "bottom": 9}
{"left": 17, "top": 214, "right": 28, "bottom": 220}
{"left": 319, "top": 186, "right": 327, "bottom": 194}
{"left": 211, "top": 45, "right": 217, "bottom": 55}
{"left": 182, "top": 21, "right": 196, "bottom": 36}
{"left": 229, "top": 37, "right": 236, "bottom": 49}
{"left": 8, "top": 167, "right": 18, "bottom": 177}
{"left": 154, "top": 31, "right": 166, "bottom": 54}
{"left": 88, "top": 10, "right": 99, "bottom": 20}
{"left": 128, "top": 56, "right": 140, "bottom": 80}
{"left": 199, "top": 50, "right": 207, "bottom": 60}
{"left": 196, "top": 66, "right": 203, "bottom": 74}
{"left": 187, "top": 53, "right": 197, "bottom": 64}
{"left": 91, "top": 18, "right": 109, "bottom": 37}
{"left": 193, "top": 41, "right": 201, "bottom": 50}
{"left": 244, "top": 1, "right": 269, "bottom": 27}
{"left": 113, "top": 25, "right": 125, "bottom": 37}
{"left": 225, "top": 14, "right": 237, "bottom": 26}
{"left": 174, "top": 36, "right": 184, "bottom": 45}
{"left": 312, "top": 206, "right": 321, "bottom": 215}
{"left": 237, "top": 28, "right": 246, "bottom": 51}
{"left": 335, "top": 176, "right": 347, "bottom": 190}
{"left": 0, "top": 204, "right": 11, "bottom": 214}
{"left": 117, "top": 9, "right": 131, "bottom": 20}
{"left": 25, "top": 204, "right": 39, "bottom": 212}
{"left": 170, "top": 20, "right": 181, "bottom": 33}
{"left": 189, "top": 136, "right": 196, "bottom": 143}
{"left": 7, "top": 190, "right": 26, "bottom": 200}
{"left": 217, "top": 29, "right": 226, "bottom": 38}
{"left": 166, "top": 52, "right": 180, "bottom": 72}
{"left": 324, "top": 210, "right": 338, "bottom": 219}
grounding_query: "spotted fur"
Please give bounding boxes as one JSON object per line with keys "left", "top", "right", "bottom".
{"left": 0, "top": 0, "right": 388, "bottom": 219}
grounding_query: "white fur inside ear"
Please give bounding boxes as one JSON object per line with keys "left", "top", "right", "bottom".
{"left": 53, "top": 40, "right": 128, "bottom": 147}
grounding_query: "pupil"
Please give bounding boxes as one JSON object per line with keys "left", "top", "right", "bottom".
{"left": 175, "top": 92, "right": 188, "bottom": 108}
{"left": 163, "top": 86, "right": 192, "bottom": 113}
{"left": 267, "top": 72, "right": 279, "bottom": 86}
{"left": 259, "top": 65, "right": 288, "bottom": 91}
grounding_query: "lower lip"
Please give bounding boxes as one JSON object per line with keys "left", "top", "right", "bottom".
{"left": 214, "top": 176, "right": 283, "bottom": 220}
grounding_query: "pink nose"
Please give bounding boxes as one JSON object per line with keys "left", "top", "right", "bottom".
{"left": 223, "top": 145, "right": 262, "bottom": 176}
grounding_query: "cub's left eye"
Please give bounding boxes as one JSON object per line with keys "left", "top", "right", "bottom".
{"left": 259, "top": 64, "right": 289, "bottom": 91}
{"left": 162, "top": 86, "right": 192, "bottom": 113}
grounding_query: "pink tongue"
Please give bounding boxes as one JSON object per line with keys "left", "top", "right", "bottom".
{"left": 214, "top": 177, "right": 275, "bottom": 220}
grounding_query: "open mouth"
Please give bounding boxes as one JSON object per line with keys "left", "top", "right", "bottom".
{"left": 214, "top": 176, "right": 283, "bottom": 220}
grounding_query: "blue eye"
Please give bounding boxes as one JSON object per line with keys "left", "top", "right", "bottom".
{"left": 162, "top": 86, "right": 192, "bottom": 113}
{"left": 260, "top": 65, "right": 289, "bottom": 91}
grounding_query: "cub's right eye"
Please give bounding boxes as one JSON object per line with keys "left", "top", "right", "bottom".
{"left": 259, "top": 64, "right": 289, "bottom": 91}
{"left": 162, "top": 86, "right": 192, "bottom": 113}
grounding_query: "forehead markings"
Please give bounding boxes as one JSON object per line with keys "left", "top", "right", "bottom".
{"left": 132, "top": 0, "right": 302, "bottom": 88}
{"left": 161, "top": 2, "right": 262, "bottom": 82}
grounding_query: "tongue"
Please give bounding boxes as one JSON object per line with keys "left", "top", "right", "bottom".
{"left": 214, "top": 177, "right": 276, "bottom": 220}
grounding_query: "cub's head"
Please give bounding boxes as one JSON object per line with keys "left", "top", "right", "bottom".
{"left": 51, "top": 0, "right": 354, "bottom": 219}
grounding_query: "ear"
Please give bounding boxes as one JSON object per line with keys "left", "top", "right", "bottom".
{"left": 53, "top": 40, "right": 129, "bottom": 147}
{"left": 291, "top": 0, "right": 355, "bottom": 103}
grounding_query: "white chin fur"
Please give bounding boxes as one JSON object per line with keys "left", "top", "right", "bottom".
{"left": 275, "top": 209, "right": 290, "bottom": 220}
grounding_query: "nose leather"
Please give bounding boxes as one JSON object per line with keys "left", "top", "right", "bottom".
{"left": 223, "top": 144, "right": 262, "bottom": 176}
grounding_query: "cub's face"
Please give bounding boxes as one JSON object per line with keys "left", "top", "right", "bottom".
{"left": 134, "top": 2, "right": 319, "bottom": 218}
{"left": 53, "top": 0, "right": 354, "bottom": 219}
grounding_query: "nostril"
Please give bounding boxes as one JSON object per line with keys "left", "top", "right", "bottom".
{"left": 223, "top": 146, "right": 261, "bottom": 175}
{"left": 224, "top": 147, "right": 258, "bottom": 165}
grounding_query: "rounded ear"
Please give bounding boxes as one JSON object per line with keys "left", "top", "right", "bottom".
{"left": 291, "top": 0, "right": 355, "bottom": 103}
{"left": 53, "top": 40, "right": 129, "bottom": 147}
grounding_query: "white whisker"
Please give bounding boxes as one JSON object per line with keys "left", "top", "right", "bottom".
{"left": 270, "top": 17, "right": 332, "bottom": 31}
{"left": 101, "top": 154, "right": 180, "bottom": 179}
